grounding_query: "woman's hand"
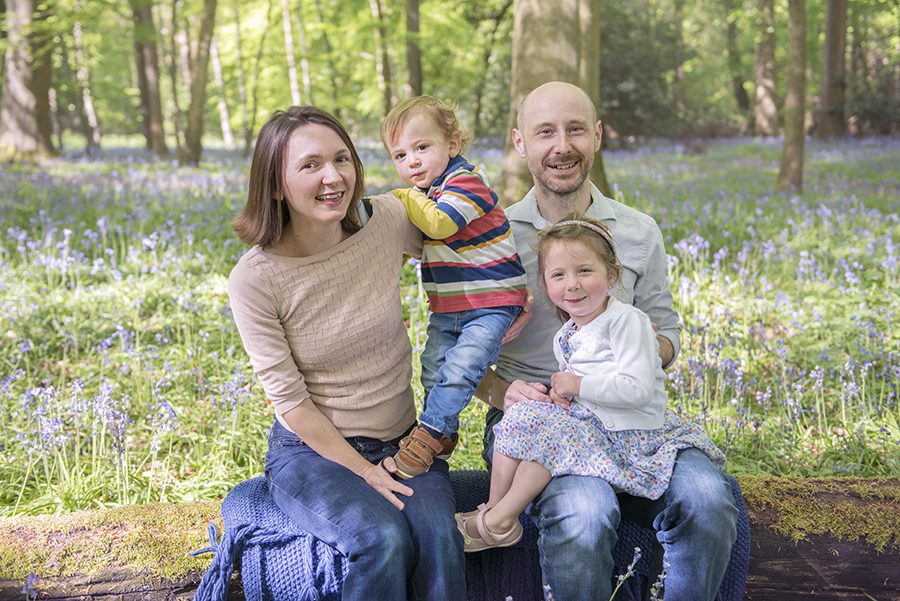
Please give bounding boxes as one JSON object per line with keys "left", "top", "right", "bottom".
{"left": 360, "top": 456, "right": 414, "bottom": 511}
{"left": 501, "top": 290, "right": 534, "bottom": 344}
{"left": 504, "top": 379, "right": 551, "bottom": 410}
{"left": 550, "top": 371, "right": 581, "bottom": 407}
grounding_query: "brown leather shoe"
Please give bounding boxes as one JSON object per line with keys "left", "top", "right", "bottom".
{"left": 393, "top": 425, "right": 455, "bottom": 479}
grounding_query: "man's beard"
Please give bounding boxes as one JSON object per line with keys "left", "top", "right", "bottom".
{"left": 534, "top": 152, "right": 591, "bottom": 196}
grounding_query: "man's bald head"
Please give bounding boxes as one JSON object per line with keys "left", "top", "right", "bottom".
{"left": 516, "top": 81, "right": 597, "bottom": 131}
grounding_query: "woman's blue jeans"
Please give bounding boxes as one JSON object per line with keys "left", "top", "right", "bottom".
{"left": 265, "top": 419, "right": 465, "bottom": 601}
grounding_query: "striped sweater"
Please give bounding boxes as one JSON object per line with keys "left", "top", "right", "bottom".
{"left": 397, "top": 155, "right": 527, "bottom": 313}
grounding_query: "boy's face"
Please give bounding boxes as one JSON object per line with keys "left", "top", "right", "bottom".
{"left": 388, "top": 113, "right": 459, "bottom": 189}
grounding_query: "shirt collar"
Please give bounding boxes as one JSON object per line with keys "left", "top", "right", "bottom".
{"left": 423, "top": 154, "right": 469, "bottom": 193}
{"left": 513, "top": 183, "right": 617, "bottom": 228}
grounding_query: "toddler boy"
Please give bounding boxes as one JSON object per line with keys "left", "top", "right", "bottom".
{"left": 381, "top": 96, "right": 526, "bottom": 478}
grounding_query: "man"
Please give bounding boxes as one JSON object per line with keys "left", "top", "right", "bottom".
{"left": 478, "top": 81, "right": 738, "bottom": 601}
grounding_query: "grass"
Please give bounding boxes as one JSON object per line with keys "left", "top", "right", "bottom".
{"left": 0, "top": 136, "right": 898, "bottom": 516}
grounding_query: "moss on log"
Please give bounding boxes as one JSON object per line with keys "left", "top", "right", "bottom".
{"left": 0, "top": 476, "right": 898, "bottom": 600}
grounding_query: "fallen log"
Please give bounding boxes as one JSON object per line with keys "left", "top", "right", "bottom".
{"left": 1, "top": 476, "right": 897, "bottom": 601}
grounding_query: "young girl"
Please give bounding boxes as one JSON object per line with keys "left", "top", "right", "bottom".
{"left": 457, "top": 215, "right": 726, "bottom": 552}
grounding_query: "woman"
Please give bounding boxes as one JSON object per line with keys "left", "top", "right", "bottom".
{"left": 227, "top": 106, "right": 465, "bottom": 600}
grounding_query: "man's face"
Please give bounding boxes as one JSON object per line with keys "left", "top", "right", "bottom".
{"left": 512, "top": 88, "right": 602, "bottom": 198}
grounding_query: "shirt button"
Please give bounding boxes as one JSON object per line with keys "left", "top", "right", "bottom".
{"left": 607, "top": 419, "right": 615, "bottom": 429}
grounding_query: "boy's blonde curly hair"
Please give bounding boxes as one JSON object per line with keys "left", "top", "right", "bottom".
{"left": 381, "top": 96, "right": 473, "bottom": 155}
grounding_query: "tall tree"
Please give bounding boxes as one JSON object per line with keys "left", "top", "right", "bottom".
{"left": 0, "top": 0, "right": 55, "bottom": 159}
{"left": 295, "top": 2, "right": 311, "bottom": 103}
{"left": 816, "top": 0, "right": 848, "bottom": 137}
{"left": 498, "top": 0, "right": 610, "bottom": 205}
{"left": 130, "top": 0, "right": 167, "bottom": 155}
{"left": 672, "top": 0, "right": 687, "bottom": 117}
{"left": 752, "top": 0, "right": 778, "bottom": 135}
{"left": 210, "top": 35, "right": 234, "bottom": 150}
{"left": 231, "top": 0, "right": 250, "bottom": 155}
{"left": 246, "top": 0, "right": 275, "bottom": 154}
{"left": 405, "top": 0, "right": 421, "bottom": 96}
{"left": 180, "top": 0, "right": 217, "bottom": 165}
{"left": 368, "top": 0, "right": 394, "bottom": 117}
{"left": 777, "top": 0, "right": 806, "bottom": 191}
{"left": 472, "top": 0, "right": 512, "bottom": 135}
{"left": 724, "top": 0, "right": 751, "bottom": 118}
{"left": 312, "top": 0, "right": 341, "bottom": 118}
{"left": 280, "top": 0, "right": 301, "bottom": 104}
{"left": 72, "top": 10, "right": 101, "bottom": 154}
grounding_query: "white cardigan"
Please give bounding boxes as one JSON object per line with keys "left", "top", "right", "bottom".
{"left": 553, "top": 297, "right": 668, "bottom": 431}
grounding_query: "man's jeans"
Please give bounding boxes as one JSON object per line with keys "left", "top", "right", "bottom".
{"left": 485, "top": 408, "right": 738, "bottom": 601}
{"left": 265, "top": 419, "right": 465, "bottom": 601}
{"left": 419, "top": 306, "right": 520, "bottom": 437}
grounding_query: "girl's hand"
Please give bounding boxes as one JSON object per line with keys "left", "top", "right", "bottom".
{"left": 548, "top": 388, "right": 572, "bottom": 410}
{"left": 360, "top": 457, "right": 414, "bottom": 511}
{"left": 503, "top": 379, "right": 551, "bottom": 410}
{"left": 551, "top": 371, "right": 582, "bottom": 400}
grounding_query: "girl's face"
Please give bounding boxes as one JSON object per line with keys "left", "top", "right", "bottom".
{"left": 280, "top": 123, "right": 357, "bottom": 230}
{"left": 543, "top": 239, "right": 616, "bottom": 327}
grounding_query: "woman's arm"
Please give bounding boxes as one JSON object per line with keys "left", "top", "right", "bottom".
{"left": 280, "top": 400, "right": 414, "bottom": 510}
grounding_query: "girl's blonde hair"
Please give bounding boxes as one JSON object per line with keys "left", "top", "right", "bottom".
{"left": 537, "top": 214, "right": 623, "bottom": 322}
{"left": 380, "top": 96, "right": 473, "bottom": 154}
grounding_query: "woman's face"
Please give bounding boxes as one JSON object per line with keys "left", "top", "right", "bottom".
{"left": 280, "top": 123, "right": 357, "bottom": 230}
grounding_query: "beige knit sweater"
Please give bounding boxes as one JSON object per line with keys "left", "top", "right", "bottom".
{"left": 227, "top": 194, "right": 423, "bottom": 440}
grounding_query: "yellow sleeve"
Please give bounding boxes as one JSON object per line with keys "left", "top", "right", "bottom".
{"left": 394, "top": 188, "right": 460, "bottom": 239}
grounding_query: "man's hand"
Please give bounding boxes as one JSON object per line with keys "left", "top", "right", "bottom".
{"left": 650, "top": 321, "right": 675, "bottom": 368}
{"left": 360, "top": 457, "right": 414, "bottom": 511}
{"left": 504, "top": 379, "right": 551, "bottom": 409}
{"left": 501, "top": 289, "right": 534, "bottom": 344}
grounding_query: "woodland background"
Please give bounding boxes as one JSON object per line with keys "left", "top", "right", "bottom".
{"left": 0, "top": 0, "right": 898, "bottom": 516}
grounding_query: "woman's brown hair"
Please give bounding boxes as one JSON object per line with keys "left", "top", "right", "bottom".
{"left": 232, "top": 106, "right": 366, "bottom": 247}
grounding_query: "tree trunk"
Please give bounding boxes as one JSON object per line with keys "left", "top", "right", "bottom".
{"left": 247, "top": 0, "right": 276, "bottom": 154}
{"left": 752, "top": 0, "right": 778, "bottom": 136}
{"left": 312, "top": 0, "right": 341, "bottom": 119}
{"left": 129, "top": 0, "right": 166, "bottom": 155}
{"left": 776, "top": 0, "right": 806, "bottom": 191}
{"left": 405, "top": 0, "right": 421, "bottom": 96}
{"left": 231, "top": 0, "right": 250, "bottom": 156}
{"left": 724, "top": 0, "right": 751, "bottom": 118}
{"left": 72, "top": 14, "right": 101, "bottom": 154}
{"left": 368, "top": 0, "right": 393, "bottom": 118}
{"left": 210, "top": 36, "right": 234, "bottom": 150}
{"left": 295, "top": 2, "right": 312, "bottom": 103}
{"left": 0, "top": 0, "right": 55, "bottom": 159}
{"left": 280, "top": 0, "right": 301, "bottom": 105}
{"left": 816, "top": 0, "right": 848, "bottom": 138}
{"left": 473, "top": 0, "right": 512, "bottom": 135}
{"left": 165, "top": 0, "right": 184, "bottom": 151}
{"left": 672, "top": 0, "right": 686, "bottom": 118}
{"left": 179, "top": 0, "right": 217, "bottom": 165}
{"left": 499, "top": 0, "right": 610, "bottom": 206}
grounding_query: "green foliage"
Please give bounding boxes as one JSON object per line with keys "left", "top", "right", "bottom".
{"left": 600, "top": 0, "right": 682, "bottom": 136}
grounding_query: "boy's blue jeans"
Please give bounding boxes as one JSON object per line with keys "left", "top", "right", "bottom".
{"left": 265, "top": 419, "right": 465, "bottom": 601}
{"left": 419, "top": 306, "right": 520, "bottom": 437}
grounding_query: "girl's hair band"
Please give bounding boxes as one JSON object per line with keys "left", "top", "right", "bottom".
{"left": 553, "top": 219, "right": 616, "bottom": 251}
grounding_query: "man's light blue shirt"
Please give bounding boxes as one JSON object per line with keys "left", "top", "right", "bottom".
{"left": 495, "top": 183, "right": 681, "bottom": 386}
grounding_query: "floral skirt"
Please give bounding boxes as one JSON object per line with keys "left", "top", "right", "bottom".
{"left": 493, "top": 401, "right": 726, "bottom": 500}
